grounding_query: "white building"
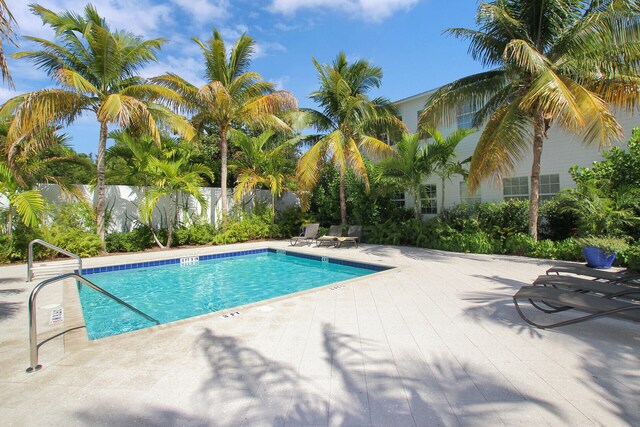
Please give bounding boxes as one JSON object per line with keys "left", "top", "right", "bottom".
{"left": 393, "top": 89, "right": 639, "bottom": 216}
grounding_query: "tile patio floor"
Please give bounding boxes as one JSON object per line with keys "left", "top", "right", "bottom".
{"left": 1, "top": 241, "right": 639, "bottom": 426}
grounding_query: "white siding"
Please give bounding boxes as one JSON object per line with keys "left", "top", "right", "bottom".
{"left": 395, "top": 91, "right": 639, "bottom": 214}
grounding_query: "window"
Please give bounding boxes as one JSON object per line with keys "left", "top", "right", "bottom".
{"left": 460, "top": 181, "right": 481, "bottom": 205}
{"left": 421, "top": 184, "right": 438, "bottom": 214}
{"left": 503, "top": 176, "right": 529, "bottom": 200}
{"left": 456, "top": 102, "right": 476, "bottom": 130}
{"left": 391, "top": 190, "right": 405, "bottom": 208}
{"left": 540, "top": 174, "right": 560, "bottom": 201}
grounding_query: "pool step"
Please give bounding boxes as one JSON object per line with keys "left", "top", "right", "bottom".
{"left": 30, "top": 260, "right": 80, "bottom": 281}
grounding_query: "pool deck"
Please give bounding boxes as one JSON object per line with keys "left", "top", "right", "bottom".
{"left": 1, "top": 241, "right": 639, "bottom": 426}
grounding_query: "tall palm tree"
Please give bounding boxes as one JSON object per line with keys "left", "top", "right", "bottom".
{"left": 375, "top": 132, "right": 434, "bottom": 220}
{"left": 1, "top": 4, "right": 194, "bottom": 241}
{"left": 0, "top": 0, "right": 17, "bottom": 88}
{"left": 139, "top": 139, "right": 212, "bottom": 249}
{"left": 153, "top": 29, "right": 297, "bottom": 221}
{"left": 421, "top": 0, "right": 640, "bottom": 240}
{"left": 424, "top": 127, "right": 475, "bottom": 211}
{"left": 298, "top": 52, "right": 403, "bottom": 225}
{"left": 231, "top": 129, "right": 300, "bottom": 218}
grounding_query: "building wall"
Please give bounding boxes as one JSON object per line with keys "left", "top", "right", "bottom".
{"left": 394, "top": 91, "right": 639, "bottom": 215}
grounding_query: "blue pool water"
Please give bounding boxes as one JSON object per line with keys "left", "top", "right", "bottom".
{"left": 78, "top": 250, "right": 386, "bottom": 340}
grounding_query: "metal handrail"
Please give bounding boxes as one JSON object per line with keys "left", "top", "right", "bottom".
{"left": 27, "top": 239, "right": 82, "bottom": 282}
{"left": 27, "top": 273, "right": 160, "bottom": 372}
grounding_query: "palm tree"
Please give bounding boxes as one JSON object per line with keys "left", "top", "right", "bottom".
{"left": 298, "top": 52, "right": 403, "bottom": 225}
{"left": 0, "top": 0, "right": 17, "bottom": 88}
{"left": 420, "top": 0, "right": 640, "bottom": 240}
{"left": 424, "top": 128, "right": 475, "bottom": 211}
{"left": 140, "top": 139, "right": 212, "bottom": 248}
{"left": 153, "top": 29, "right": 297, "bottom": 221}
{"left": 106, "top": 130, "right": 162, "bottom": 187}
{"left": 1, "top": 4, "right": 194, "bottom": 241}
{"left": 375, "top": 133, "right": 435, "bottom": 219}
{"left": 230, "top": 130, "right": 300, "bottom": 219}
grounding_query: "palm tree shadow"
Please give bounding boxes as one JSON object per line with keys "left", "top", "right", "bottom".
{"left": 0, "top": 301, "right": 20, "bottom": 320}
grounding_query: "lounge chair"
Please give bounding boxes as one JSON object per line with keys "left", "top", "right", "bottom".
{"left": 316, "top": 225, "right": 343, "bottom": 247}
{"left": 513, "top": 286, "right": 640, "bottom": 329}
{"left": 290, "top": 223, "right": 319, "bottom": 246}
{"left": 546, "top": 265, "right": 640, "bottom": 282}
{"left": 336, "top": 225, "right": 362, "bottom": 248}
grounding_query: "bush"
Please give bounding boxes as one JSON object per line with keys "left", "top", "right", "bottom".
{"left": 554, "top": 238, "right": 583, "bottom": 261}
{"left": 529, "top": 239, "right": 557, "bottom": 259}
{"left": 623, "top": 244, "right": 640, "bottom": 271}
{"left": 503, "top": 233, "right": 536, "bottom": 256}
{"left": 538, "top": 197, "right": 579, "bottom": 240}
{"left": 105, "top": 227, "right": 155, "bottom": 252}
{"left": 173, "top": 222, "right": 217, "bottom": 246}
{"left": 48, "top": 202, "right": 103, "bottom": 257}
{"left": 475, "top": 199, "right": 529, "bottom": 238}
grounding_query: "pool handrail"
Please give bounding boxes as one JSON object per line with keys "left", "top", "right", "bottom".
{"left": 27, "top": 272, "right": 160, "bottom": 373}
{"left": 27, "top": 239, "right": 82, "bottom": 282}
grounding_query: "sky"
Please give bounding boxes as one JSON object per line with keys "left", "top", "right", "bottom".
{"left": 3, "top": 0, "right": 486, "bottom": 155}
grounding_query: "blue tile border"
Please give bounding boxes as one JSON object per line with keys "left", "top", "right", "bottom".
{"left": 79, "top": 247, "right": 390, "bottom": 276}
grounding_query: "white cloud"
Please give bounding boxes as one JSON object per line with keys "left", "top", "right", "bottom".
{"left": 254, "top": 41, "right": 286, "bottom": 59}
{"left": 11, "top": 0, "right": 173, "bottom": 39}
{"left": 269, "top": 76, "right": 290, "bottom": 91}
{"left": 268, "top": 0, "right": 419, "bottom": 22}
{"left": 140, "top": 55, "right": 207, "bottom": 88}
{"left": 170, "top": 0, "right": 230, "bottom": 25}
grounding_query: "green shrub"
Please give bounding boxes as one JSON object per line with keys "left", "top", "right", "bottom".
{"left": 554, "top": 238, "right": 583, "bottom": 261}
{"left": 51, "top": 231, "right": 103, "bottom": 257}
{"left": 624, "top": 244, "right": 640, "bottom": 271}
{"left": 503, "top": 233, "right": 536, "bottom": 256}
{"left": 105, "top": 227, "right": 155, "bottom": 252}
{"left": 173, "top": 223, "right": 217, "bottom": 246}
{"left": 538, "top": 197, "right": 579, "bottom": 240}
{"left": 529, "top": 239, "right": 557, "bottom": 259}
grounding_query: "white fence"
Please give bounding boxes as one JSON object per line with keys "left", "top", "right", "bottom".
{"left": 36, "top": 184, "right": 300, "bottom": 233}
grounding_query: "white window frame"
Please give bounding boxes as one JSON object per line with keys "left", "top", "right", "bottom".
{"left": 456, "top": 102, "right": 476, "bottom": 130}
{"left": 539, "top": 174, "right": 560, "bottom": 201}
{"left": 503, "top": 176, "right": 529, "bottom": 200}
{"left": 390, "top": 190, "right": 406, "bottom": 208}
{"left": 460, "top": 181, "right": 481, "bottom": 205}
{"left": 421, "top": 184, "right": 438, "bottom": 215}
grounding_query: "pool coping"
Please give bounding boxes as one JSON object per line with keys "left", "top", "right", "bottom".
{"left": 63, "top": 246, "right": 397, "bottom": 350}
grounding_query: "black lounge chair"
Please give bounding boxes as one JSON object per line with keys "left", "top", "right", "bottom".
{"left": 290, "top": 223, "right": 319, "bottom": 246}
{"left": 545, "top": 265, "right": 640, "bottom": 283}
{"left": 316, "top": 225, "right": 343, "bottom": 247}
{"left": 336, "top": 225, "right": 362, "bottom": 248}
{"left": 513, "top": 286, "right": 640, "bottom": 329}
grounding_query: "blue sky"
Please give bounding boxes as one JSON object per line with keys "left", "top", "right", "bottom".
{"left": 4, "top": 0, "right": 485, "bottom": 155}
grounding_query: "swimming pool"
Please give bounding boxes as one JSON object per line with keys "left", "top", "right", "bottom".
{"left": 78, "top": 248, "right": 389, "bottom": 340}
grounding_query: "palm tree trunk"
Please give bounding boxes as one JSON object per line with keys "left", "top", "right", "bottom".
{"left": 271, "top": 192, "right": 276, "bottom": 222}
{"left": 440, "top": 176, "right": 446, "bottom": 216}
{"left": 529, "top": 110, "right": 545, "bottom": 241}
{"left": 7, "top": 205, "right": 12, "bottom": 238}
{"left": 219, "top": 125, "right": 229, "bottom": 222}
{"left": 167, "top": 192, "right": 175, "bottom": 248}
{"left": 413, "top": 187, "right": 422, "bottom": 220}
{"left": 96, "top": 120, "right": 108, "bottom": 242}
{"left": 339, "top": 167, "right": 347, "bottom": 225}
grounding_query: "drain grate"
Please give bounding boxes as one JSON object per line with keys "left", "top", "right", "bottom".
{"left": 220, "top": 311, "right": 240, "bottom": 319}
{"left": 321, "top": 256, "right": 329, "bottom": 263}
{"left": 49, "top": 308, "right": 64, "bottom": 324}
{"left": 329, "top": 285, "right": 346, "bottom": 291}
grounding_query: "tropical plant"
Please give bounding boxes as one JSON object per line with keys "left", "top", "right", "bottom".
{"left": 298, "top": 52, "right": 403, "bottom": 224}
{"left": 420, "top": 0, "right": 640, "bottom": 240}
{"left": 0, "top": 0, "right": 16, "bottom": 88}
{"left": 139, "top": 139, "right": 213, "bottom": 248}
{"left": 152, "top": 29, "right": 297, "bottom": 220}
{"left": 230, "top": 129, "right": 299, "bottom": 219}
{"left": 423, "top": 127, "right": 475, "bottom": 211}
{"left": 375, "top": 132, "right": 434, "bottom": 219}
{"left": 106, "top": 130, "right": 163, "bottom": 187}
{"left": 2, "top": 3, "right": 195, "bottom": 241}
{"left": 0, "top": 162, "right": 45, "bottom": 236}
{"left": 556, "top": 180, "right": 640, "bottom": 238}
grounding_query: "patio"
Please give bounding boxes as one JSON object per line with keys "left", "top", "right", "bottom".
{"left": 1, "top": 241, "right": 638, "bottom": 426}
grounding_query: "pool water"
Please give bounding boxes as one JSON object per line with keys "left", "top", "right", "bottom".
{"left": 78, "top": 251, "right": 384, "bottom": 340}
